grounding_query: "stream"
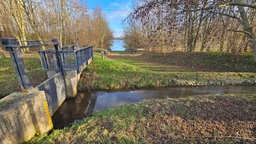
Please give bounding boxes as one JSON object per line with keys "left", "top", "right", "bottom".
{"left": 52, "top": 85, "right": 256, "bottom": 129}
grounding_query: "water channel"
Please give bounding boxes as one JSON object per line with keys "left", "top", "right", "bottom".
{"left": 52, "top": 86, "right": 256, "bottom": 129}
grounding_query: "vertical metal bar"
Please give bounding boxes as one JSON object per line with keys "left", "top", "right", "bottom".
{"left": 91, "top": 46, "right": 93, "bottom": 60}
{"left": 60, "top": 52, "right": 64, "bottom": 66}
{"left": 78, "top": 50, "right": 81, "bottom": 68}
{"left": 43, "top": 52, "right": 48, "bottom": 70}
{"left": 0, "top": 38, "right": 32, "bottom": 90}
{"left": 86, "top": 48, "right": 88, "bottom": 65}
{"left": 83, "top": 49, "right": 85, "bottom": 63}
{"left": 85, "top": 48, "right": 89, "bottom": 61}
{"left": 8, "top": 49, "right": 32, "bottom": 91}
{"left": 75, "top": 51, "right": 79, "bottom": 72}
{"left": 52, "top": 39, "right": 64, "bottom": 75}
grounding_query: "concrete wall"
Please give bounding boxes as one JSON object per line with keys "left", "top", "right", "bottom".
{"left": 32, "top": 57, "right": 92, "bottom": 115}
{"left": 65, "top": 57, "right": 93, "bottom": 98}
{"left": 64, "top": 70, "right": 80, "bottom": 98}
{"left": 34, "top": 73, "right": 66, "bottom": 116}
{"left": 0, "top": 91, "right": 53, "bottom": 144}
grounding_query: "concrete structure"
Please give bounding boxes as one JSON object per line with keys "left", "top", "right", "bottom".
{"left": 0, "top": 91, "right": 53, "bottom": 144}
{"left": 65, "top": 70, "right": 81, "bottom": 98}
{"left": 0, "top": 38, "right": 93, "bottom": 143}
{"left": 32, "top": 57, "right": 93, "bottom": 116}
{"left": 33, "top": 73, "right": 66, "bottom": 116}
{"left": 65, "top": 57, "right": 93, "bottom": 98}
{"left": 0, "top": 56, "right": 92, "bottom": 143}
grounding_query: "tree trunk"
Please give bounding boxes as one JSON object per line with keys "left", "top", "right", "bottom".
{"left": 236, "top": 0, "right": 256, "bottom": 62}
{"left": 219, "top": 29, "right": 225, "bottom": 52}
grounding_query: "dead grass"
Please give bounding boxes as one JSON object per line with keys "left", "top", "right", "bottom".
{"left": 27, "top": 94, "right": 256, "bottom": 143}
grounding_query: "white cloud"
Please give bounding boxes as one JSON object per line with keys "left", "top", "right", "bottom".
{"left": 110, "top": 2, "right": 122, "bottom": 7}
{"left": 106, "top": 2, "right": 133, "bottom": 37}
{"left": 107, "top": 2, "right": 132, "bottom": 20}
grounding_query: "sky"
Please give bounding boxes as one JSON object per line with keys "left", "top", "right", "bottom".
{"left": 81, "top": 0, "right": 134, "bottom": 38}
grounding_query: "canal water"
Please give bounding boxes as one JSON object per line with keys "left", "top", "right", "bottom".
{"left": 52, "top": 86, "right": 256, "bottom": 129}
{"left": 110, "top": 39, "right": 125, "bottom": 51}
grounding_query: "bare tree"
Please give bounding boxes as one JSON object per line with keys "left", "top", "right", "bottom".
{"left": 0, "top": 0, "right": 113, "bottom": 50}
{"left": 125, "top": 0, "right": 256, "bottom": 61}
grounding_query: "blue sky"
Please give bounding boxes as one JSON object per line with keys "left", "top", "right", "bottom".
{"left": 81, "top": 0, "right": 133, "bottom": 38}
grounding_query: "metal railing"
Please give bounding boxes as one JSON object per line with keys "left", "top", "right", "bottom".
{"left": 38, "top": 49, "right": 58, "bottom": 71}
{"left": 38, "top": 46, "right": 93, "bottom": 72}
{"left": 74, "top": 46, "right": 93, "bottom": 73}
{"left": 0, "top": 38, "right": 58, "bottom": 90}
{"left": 0, "top": 37, "right": 93, "bottom": 91}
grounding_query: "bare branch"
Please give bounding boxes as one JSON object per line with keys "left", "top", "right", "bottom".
{"left": 227, "top": 29, "right": 255, "bottom": 38}
{"left": 226, "top": 2, "right": 256, "bottom": 9}
{"left": 215, "top": 12, "right": 243, "bottom": 24}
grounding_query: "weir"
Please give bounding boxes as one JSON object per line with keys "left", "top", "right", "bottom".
{"left": 0, "top": 38, "right": 93, "bottom": 143}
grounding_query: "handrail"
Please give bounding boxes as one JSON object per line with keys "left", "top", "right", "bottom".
{"left": 74, "top": 46, "right": 92, "bottom": 53}
{"left": 0, "top": 37, "right": 92, "bottom": 91}
{"left": 38, "top": 46, "right": 93, "bottom": 72}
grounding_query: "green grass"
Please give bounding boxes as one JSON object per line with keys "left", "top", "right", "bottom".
{"left": 142, "top": 52, "right": 256, "bottom": 72}
{"left": 78, "top": 53, "right": 256, "bottom": 92}
{"left": 2, "top": 52, "right": 255, "bottom": 98}
{"left": 26, "top": 52, "right": 256, "bottom": 143}
{"left": 108, "top": 53, "right": 196, "bottom": 72}
{"left": 0, "top": 54, "right": 47, "bottom": 98}
{"left": 108, "top": 51, "right": 256, "bottom": 72}
{"left": 27, "top": 94, "right": 256, "bottom": 143}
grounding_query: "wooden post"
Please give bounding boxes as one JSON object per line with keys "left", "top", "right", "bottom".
{"left": 101, "top": 50, "right": 104, "bottom": 60}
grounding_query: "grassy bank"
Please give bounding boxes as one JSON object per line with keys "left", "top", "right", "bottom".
{"left": 78, "top": 53, "right": 256, "bottom": 92}
{"left": 0, "top": 54, "right": 47, "bottom": 98}
{"left": 28, "top": 94, "right": 256, "bottom": 143}
{"left": 108, "top": 52, "right": 256, "bottom": 72}
{"left": 27, "top": 52, "right": 256, "bottom": 143}
{"left": 1, "top": 52, "right": 255, "bottom": 97}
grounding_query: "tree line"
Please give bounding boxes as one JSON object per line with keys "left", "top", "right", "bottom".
{"left": 0, "top": 0, "right": 113, "bottom": 51}
{"left": 124, "top": 0, "right": 256, "bottom": 60}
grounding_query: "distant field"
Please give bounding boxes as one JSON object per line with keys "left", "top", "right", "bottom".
{"left": 108, "top": 51, "right": 256, "bottom": 72}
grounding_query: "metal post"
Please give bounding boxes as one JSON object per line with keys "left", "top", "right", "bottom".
{"left": 75, "top": 51, "right": 79, "bottom": 72}
{"left": 42, "top": 52, "right": 49, "bottom": 70}
{"left": 51, "top": 38, "right": 64, "bottom": 76}
{"left": 91, "top": 46, "right": 93, "bottom": 60}
{"left": 0, "top": 38, "right": 32, "bottom": 91}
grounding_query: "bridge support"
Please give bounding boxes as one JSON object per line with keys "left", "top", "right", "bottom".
{"left": 0, "top": 91, "right": 53, "bottom": 144}
{"left": 65, "top": 70, "right": 81, "bottom": 98}
{"left": 65, "top": 57, "right": 93, "bottom": 98}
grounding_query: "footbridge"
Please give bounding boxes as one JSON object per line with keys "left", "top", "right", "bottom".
{"left": 0, "top": 38, "right": 94, "bottom": 143}
{"left": 0, "top": 38, "right": 93, "bottom": 115}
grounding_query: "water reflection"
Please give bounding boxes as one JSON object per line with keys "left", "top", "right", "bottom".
{"left": 52, "top": 86, "right": 256, "bottom": 129}
{"left": 52, "top": 92, "right": 97, "bottom": 129}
